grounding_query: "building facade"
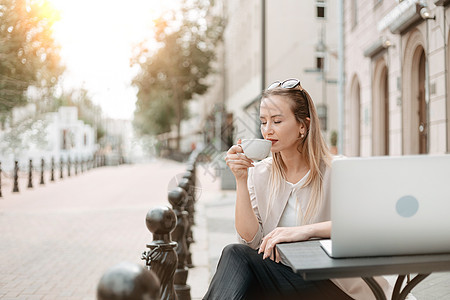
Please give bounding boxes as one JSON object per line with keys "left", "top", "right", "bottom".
{"left": 0, "top": 105, "right": 96, "bottom": 172}
{"left": 223, "top": 0, "right": 339, "bottom": 146}
{"left": 344, "top": 0, "right": 450, "bottom": 156}
{"left": 178, "top": 0, "right": 340, "bottom": 155}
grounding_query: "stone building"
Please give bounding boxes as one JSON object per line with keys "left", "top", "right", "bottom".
{"left": 344, "top": 0, "right": 449, "bottom": 156}
{"left": 179, "top": 0, "right": 340, "bottom": 155}
{"left": 223, "top": 0, "right": 339, "bottom": 146}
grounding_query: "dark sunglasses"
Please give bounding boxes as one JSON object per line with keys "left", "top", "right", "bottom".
{"left": 267, "top": 78, "right": 301, "bottom": 90}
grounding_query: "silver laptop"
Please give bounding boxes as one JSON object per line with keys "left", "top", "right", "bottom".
{"left": 321, "top": 155, "right": 450, "bottom": 258}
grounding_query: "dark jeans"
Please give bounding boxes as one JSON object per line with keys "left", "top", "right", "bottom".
{"left": 203, "top": 244, "right": 353, "bottom": 300}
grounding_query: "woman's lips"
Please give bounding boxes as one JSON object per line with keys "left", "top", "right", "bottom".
{"left": 267, "top": 139, "right": 278, "bottom": 145}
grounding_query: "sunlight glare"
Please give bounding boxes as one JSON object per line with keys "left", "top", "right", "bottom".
{"left": 48, "top": 0, "right": 179, "bottom": 119}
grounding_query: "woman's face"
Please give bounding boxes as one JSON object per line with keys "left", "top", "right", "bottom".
{"left": 260, "top": 95, "right": 304, "bottom": 153}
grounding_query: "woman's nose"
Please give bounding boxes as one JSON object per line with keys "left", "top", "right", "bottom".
{"left": 262, "top": 123, "right": 274, "bottom": 134}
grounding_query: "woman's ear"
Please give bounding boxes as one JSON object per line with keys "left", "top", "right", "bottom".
{"left": 298, "top": 122, "right": 306, "bottom": 135}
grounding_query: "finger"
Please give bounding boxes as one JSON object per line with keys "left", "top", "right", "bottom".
{"left": 226, "top": 159, "right": 254, "bottom": 168}
{"left": 263, "top": 238, "right": 279, "bottom": 260}
{"left": 227, "top": 164, "right": 254, "bottom": 172}
{"left": 259, "top": 239, "right": 267, "bottom": 254}
{"left": 237, "top": 139, "right": 242, "bottom": 144}
{"left": 275, "top": 248, "right": 280, "bottom": 263}
{"left": 236, "top": 152, "right": 254, "bottom": 163}
{"left": 270, "top": 250, "right": 275, "bottom": 261}
{"left": 259, "top": 233, "right": 272, "bottom": 254}
{"left": 226, "top": 152, "right": 253, "bottom": 165}
{"left": 227, "top": 144, "right": 244, "bottom": 155}
{"left": 259, "top": 228, "right": 277, "bottom": 253}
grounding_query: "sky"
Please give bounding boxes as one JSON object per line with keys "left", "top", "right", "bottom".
{"left": 49, "top": 0, "right": 179, "bottom": 120}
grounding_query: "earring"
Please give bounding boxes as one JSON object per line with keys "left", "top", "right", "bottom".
{"left": 300, "top": 133, "right": 305, "bottom": 138}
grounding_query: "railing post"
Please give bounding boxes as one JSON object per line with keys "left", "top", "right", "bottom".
{"left": 40, "top": 158, "right": 45, "bottom": 185}
{"left": 50, "top": 157, "right": 55, "bottom": 182}
{"left": 13, "top": 161, "right": 19, "bottom": 193}
{"left": 60, "top": 157, "right": 64, "bottom": 179}
{"left": 27, "top": 159, "right": 33, "bottom": 188}
{"left": 168, "top": 187, "right": 191, "bottom": 300}
{"left": 67, "top": 157, "right": 71, "bottom": 177}
{"left": 179, "top": 177, "right": 194, "bottom": 268}
{"left": 97, "top": 262, "right": 160, "bottom": 300}
{"left": 142, "top": 206, "right": 178, "bottom": 300}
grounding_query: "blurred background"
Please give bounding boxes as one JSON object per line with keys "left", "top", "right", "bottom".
{"left": 2, "top": 1, "right": 450, "bottom": 298}
{"left": 0, "top": 0, "right": 448, "bottom": 170}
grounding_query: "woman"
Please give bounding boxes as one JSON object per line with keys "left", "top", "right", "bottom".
{"left": 203, "top": 79, "right": 391, "bottom": 299}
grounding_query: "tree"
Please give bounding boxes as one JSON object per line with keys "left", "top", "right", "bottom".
{"left": 131, "top": 0, "right": 223, "bottom": 150}
{"left": 0, "top": 0, "right": 63, "bottom": 117}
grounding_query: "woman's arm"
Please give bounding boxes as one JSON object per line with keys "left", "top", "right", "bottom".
{"left": 234, "top": 177, "right": 259, "bottom": 242}
{"left": 258, "top": 221, "right": 331, "bottom": 261}
{"left": 225, "top": 141, "right": 260, "bottom": 242}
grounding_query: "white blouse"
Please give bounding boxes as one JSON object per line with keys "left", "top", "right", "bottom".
{"left": 278, "top": 171, "right": 310, "bottom": 227}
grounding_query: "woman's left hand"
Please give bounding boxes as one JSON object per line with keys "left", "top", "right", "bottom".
{"left": 258, "top": 226, "right": 313, "bottom": 263}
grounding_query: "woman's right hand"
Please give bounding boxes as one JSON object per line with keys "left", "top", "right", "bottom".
{"left": 224, "top": 139, "right": 254, "bottom": 181}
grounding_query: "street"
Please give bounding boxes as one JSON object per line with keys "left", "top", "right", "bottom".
{"left": 0, "top": 159, "right": 189, "bottom": 299}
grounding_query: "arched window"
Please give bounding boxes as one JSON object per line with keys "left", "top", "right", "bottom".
{"left": 372, "top": 59, "right": 390, "bottom": 155}
{"left": 402, "top": 30, "right": 427, "bottom": 155}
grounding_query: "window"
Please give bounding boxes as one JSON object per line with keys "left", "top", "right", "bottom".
{"left": 316, "top": 56, "right": 324, "bottom": 70}
{"left": 316, "top": 0, "right": 326, "bottom": 19}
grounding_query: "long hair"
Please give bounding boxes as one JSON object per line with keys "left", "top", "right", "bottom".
{"left": 262, "top": 84, "right": 332, "bottom": 225}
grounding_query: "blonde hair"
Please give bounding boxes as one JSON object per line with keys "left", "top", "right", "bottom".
{"left": 262, "top": 84, "right": 332, "bottom": 225}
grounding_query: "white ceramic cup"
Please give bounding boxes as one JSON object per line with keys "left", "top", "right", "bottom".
{"left": 240, "top": 139, "right": 272, "bottom": 160}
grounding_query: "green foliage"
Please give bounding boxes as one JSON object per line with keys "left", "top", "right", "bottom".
{"left": 330, "top": 130, "right": 338, "bottom": 147}
{"left": 133, "top": 88, "right": 175, "bottom": 135}
{"left": 0, "top": 0, "right": 64, "bottom": 113}
{"left": 0, "top": 116, "right": 49, "bottom": 157}
{"left": 131, "top": 0, "right": 223, "bottom": 145}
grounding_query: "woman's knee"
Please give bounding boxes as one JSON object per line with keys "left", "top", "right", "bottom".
{"left": 222, "top": 243, "right": 255, "bottom": 258}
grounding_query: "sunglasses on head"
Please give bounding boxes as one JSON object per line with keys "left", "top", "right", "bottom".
{"left": 267, "top": 78, "right": 311, "bottom": 118}
{"left": 267, "top": 78, "right": 301, "bottom": 90}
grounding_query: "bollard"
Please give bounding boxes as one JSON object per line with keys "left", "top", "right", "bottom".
{"left": 168, "top": 187, "right": 191, "bottom": 300}
{"left": 97, "top": 262, "right": 161, "bottom": 300}
{"left": 40, "top": 158, "right": 45, "bottom": 185}
{"left": 178, "top": 177, "right": 194, "bottom": 268}
{"left": 60, "top": 157, "right": 64, "bottom": 179}
{"left": 13, "top": 161, "right": 19, "bottom": 193}
{"left": 67, "top": 157, "right": 71, "bottom": 177}
{"left": 27, "top": 159, "right": 33, "bottom": 188}
{"left": 51, "top": 157, "right": 55, "bottom": 182}
{"left": 186, "top": 164, "right": 196, "bottom": 186}
{"left": 0, "top": 162, "right": 2, "bottom": 198}
{"left": 142, "top": 206, "right": 178, "bottom": 300}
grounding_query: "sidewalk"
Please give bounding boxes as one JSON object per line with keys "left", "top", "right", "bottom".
{"left": 187, "top": 164, "right": 237, "bottom": 299}
{"left": 192, "top": 163, "right": 450, "bottom": 300}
